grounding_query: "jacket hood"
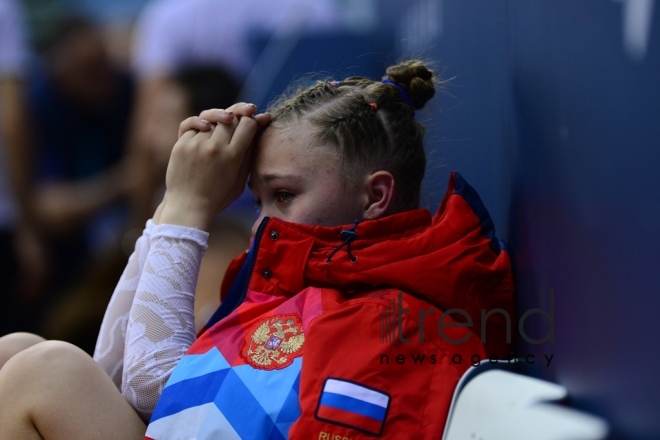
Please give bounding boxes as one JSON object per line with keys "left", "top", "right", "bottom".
{"left": 218, "top": 172, "right": 515, "bottom": 356}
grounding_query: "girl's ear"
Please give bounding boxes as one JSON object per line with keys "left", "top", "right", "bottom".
{"left": 363, "top": 171, "right": 395, "bottom": 220}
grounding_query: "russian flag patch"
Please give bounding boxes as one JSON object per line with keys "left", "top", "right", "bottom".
{"left": 314, "top": 378, "right": 391, "bottom": 436}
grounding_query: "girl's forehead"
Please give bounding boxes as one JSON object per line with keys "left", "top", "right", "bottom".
{"left": 263, "top": 121, "right": 311, "bottom": 143}
{"left": 251, "top": 124, "right": 340, "bottom": 180}
{"left": 257, "top": 123, "right": 333, "bottom": 159}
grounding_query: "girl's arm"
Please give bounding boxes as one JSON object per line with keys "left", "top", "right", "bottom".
{"left": 93, "top": 200, "right": 166, "bottom": 387}
{"left": 91, "top": 105, "right": 241, "bottom": 385}
{"left": 119, "top": 104, "right": 269, "bottom": 422}
{"left": 121, "top": 223, "right": 208, "bottom": 422}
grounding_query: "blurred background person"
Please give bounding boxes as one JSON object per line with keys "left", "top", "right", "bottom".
{"left": 0, "top": 0, "right": 48, "bottom": 336}
{"left": 26, "top": 15, "right": 137, "bottom": 352}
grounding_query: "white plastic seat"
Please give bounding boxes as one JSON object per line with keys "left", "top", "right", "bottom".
{"left": 442, "top": 361, "right": 609, "bottom": 440}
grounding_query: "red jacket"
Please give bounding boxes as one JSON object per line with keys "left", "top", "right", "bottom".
{"left": 145, "top": 172, "right": 514, "bottom": 440}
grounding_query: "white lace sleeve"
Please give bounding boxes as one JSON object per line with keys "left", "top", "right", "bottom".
{"left": 93, "top": 220, "right": 155, "bottom": 388}
{"left": 122, "top": 223, "right": 209, "bottom": 422}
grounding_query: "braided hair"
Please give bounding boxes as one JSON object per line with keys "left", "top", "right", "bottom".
{"left": 268, "top": 60, "right": 437, "bottom": 213}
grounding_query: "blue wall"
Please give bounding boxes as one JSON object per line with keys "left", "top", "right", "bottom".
{"left": 394, "top": 1, "right": 660, "bottom": 438}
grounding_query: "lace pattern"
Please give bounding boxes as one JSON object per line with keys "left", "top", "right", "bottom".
{"left": 122, "top": 224, "right": 208, "bottom": 422}
{"left": 93, "top": 221, "right": 154, "bottom": 388}
{"left": 93, "top": 221, "right": 209, "bottom": 422}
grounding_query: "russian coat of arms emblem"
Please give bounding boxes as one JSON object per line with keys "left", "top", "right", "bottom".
{"left": 240, "top": 314, "right": 305, "bottom": 370}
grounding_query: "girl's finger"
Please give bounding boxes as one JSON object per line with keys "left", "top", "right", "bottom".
{"left": 253, "top": 112, "right": 272, "bottom": 127}
{"left": 197, "top": 108, "right": 235, "bottom": 125}
{"left": 177, "top": 129, "right": 199, "bottom": 142}
{"left": 207, "top": 114, "right": 239, "bottom": 146}
{"left": 225, "top": 116, "right": 258, "bottom": 154}
{"left": 222, "top": 102, "right": 258, "bottom": 118}
{"left": 178, "top": 117, "right": 212, "bottom": 138}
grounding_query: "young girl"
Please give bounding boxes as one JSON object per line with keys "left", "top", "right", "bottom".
{"left": 0, "top": 60, "right": 514, "bottom": 439}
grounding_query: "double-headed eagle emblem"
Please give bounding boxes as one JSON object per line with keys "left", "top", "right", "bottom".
{"left": 241, "top": 314, "right": 305, "bottom": 370}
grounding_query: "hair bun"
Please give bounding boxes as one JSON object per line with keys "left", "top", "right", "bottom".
{"left": 384, "top": 60, "right": 435, "bottom": 110}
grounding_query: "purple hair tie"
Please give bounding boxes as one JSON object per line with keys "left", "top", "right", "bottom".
{"left": 382, "top": 78, "right": 415, "bottom": 108}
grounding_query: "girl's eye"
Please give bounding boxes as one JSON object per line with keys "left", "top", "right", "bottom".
{"left": 275, "top": 191, "right": 294, "bottom": 203}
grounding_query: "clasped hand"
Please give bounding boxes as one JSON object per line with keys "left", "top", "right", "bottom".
{"left": 157, "top": 103, "right": 271, "bottom": 230}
